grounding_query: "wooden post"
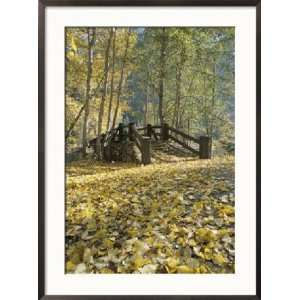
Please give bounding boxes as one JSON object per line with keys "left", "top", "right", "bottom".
{"left": 146, "top": 124, "right": 152, "bottom": 138}
{"left": 161, "top": 123, "right": 169, "bottom": 141}
{"left": 199, "top": 136, "right": 212, "bottom": 159}
{"left": 118, "top": 123, "right": 124, "bottom": 141}
{"left": 99, "top": 134, "right": 106, "bottom": 160}
{"left": 121, "top": 141, "right": 128, "bottom": 162}
{"left": 141, "top": 136, "right": 151, "bottom": 165}
{"left": 89, "top": 138, "right": 97, "bottom": 154}
{"left": 128, "top": 122, "right": 135, "bottom": 141}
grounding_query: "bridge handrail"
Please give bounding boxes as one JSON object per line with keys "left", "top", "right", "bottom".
{"left": 168, "top": 134, "right": 199, "bottom": 155}
{"left": 136, "top": 126, "right": 147, "bottom": 132}
{"left": 88, "top": 122, "right": 211, "bottom": 163}
{"left": 168, "top": 126, "right": 200, "bottom": 144}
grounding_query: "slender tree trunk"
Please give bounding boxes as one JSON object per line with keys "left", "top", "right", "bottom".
{"left": 173, "top": 65, "right": 181, "bottom": 128}
{"left": 96, "top": 28, "right": 113, "bottom": 160}
{"left": 66, "top": 72, "right": 107, "bottom": 141}
{"left": 209, "top": 57, "right": 217, "bottom": 137}
{"left": 143, "top": 81, "right": 149, "bottom": 126}
{"left": 176, "top": 67, "right": 182, "bottom": 128}
{"left": 106, "top": 28, "right": 117, "bottom": 131}
{"left": 158, "top": 27, "right": 167, "bottom": 125}
{"left": 82, "top": 28, "right": 95, "bottom": 156}
{"left": 112, "top": 29, "right": 131, "bottom": 129}
{"left": 66, "top": 102, "right": 86, "bottom": 140}
{"left": 174, "top": 47, "right": 186, "bottom": 129}
{"left": 151, "top": 84, "right": 156, "bottom": 124}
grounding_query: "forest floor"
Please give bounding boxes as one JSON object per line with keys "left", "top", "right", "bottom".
{"left": 65, "top": 156, "right": 235, "bottom": 274}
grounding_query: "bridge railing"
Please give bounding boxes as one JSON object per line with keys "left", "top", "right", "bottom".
{"left": 137, "top": 123, "right": 212, "bottom": 159}
{"left": 168, "top": 125, "right": 212, "bottom": 159}
{"left": 88, "top": 122, "right": 211, "bottom": 163}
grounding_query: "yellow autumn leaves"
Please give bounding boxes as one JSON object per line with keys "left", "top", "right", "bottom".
{"left": 66, "top": 156, "right": 235, "bottom": 274}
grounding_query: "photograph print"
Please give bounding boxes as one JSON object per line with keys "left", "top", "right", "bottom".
{"left": 65, "top": 26, "right": 235, "bottom": 274}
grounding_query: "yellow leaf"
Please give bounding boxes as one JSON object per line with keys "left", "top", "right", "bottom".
{"left": 134, "top": 240, "right": 150, "bottom": 255}
{"left": 176, "top": 265, "right": 194, "bottom": 273}
{"left": 83, "top": 248, "right": 92, "bottom": 263}
{"left": 188, "top": 239, "right": 197, "bottom": 247}
{"left": 100, "top": 267, "right": 114, "bottom": 273}
{"left": 103, "top": 239, "right": 114, "bottom": 249}
{"left": 212, "top": 254, "right": 227, "bottom": 266}
{"left": 66, "top": 261, "right": 75, "bottom": 272}
{"left": 134, "top": 256, "right": 151, "bottom": 268}
{"left": 197, "top": 265, "right": 209, "bottom": 273}
{"left": 218, "top": 205, "right": 234, "bottom": 217}
{"left": 206, "top": 241, "right": 215, "bottom": 249}
{"left": 127, "top": 228, "right": 139, "bottom": 237}
{"left": 166, "top": 257, "right": 179, "bottom": 269}
{"left": 193, "top": 201, "right": 204, "bottom": 210}
{"left": 176, "top": 237, "right": 185, "bottom": 246}
{"left": 196, "top": 228, "right": 217, "bottom": 242}
{"left": 71, "top": 36, "right": 77, "bottom": 53}
{"left": 95, "top": 229, "right": 106, "bottom": 239}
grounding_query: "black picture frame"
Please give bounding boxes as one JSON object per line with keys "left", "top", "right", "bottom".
{"left": 38, "top": 1, "right": 261, "bottom": 299}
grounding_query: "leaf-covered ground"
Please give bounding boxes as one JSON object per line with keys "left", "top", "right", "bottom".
{"left": 66, "top": 156, "right": 235, "bottom": 274}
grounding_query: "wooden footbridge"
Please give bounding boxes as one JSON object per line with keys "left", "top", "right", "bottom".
{"left": 88, "top": 123, "right": 212, "bottom": 165}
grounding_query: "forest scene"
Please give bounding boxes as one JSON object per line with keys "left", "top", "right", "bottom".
{"left": 65, "top": 27, "right": 235, "bottom": 274}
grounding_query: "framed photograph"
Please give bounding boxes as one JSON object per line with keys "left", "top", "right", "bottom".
{"left": 39, "top": 0, "right": 261, "bottom": 299}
